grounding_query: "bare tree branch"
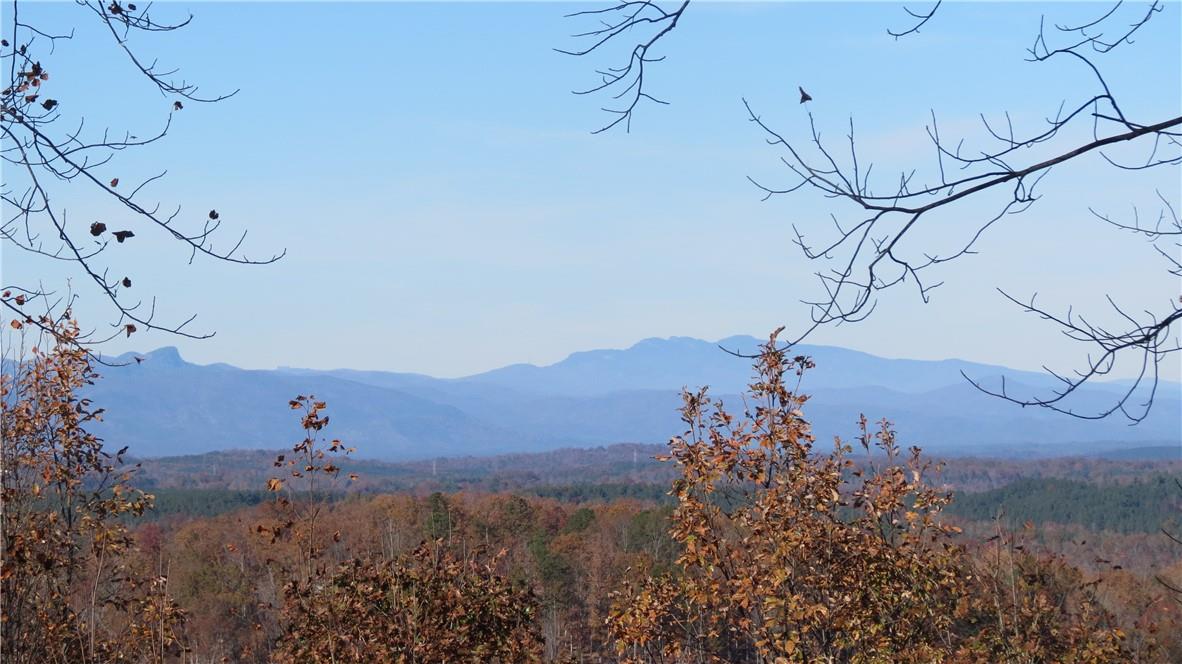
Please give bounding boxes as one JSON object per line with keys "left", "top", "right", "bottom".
{"left": 888, "top": 1, "right": 942, "bottom": 39}
{"left": 1, "top": 0, "right": 282, "bottom": 350}
{"left": 732, "top": 1, "right": 1178, "bottom": 421}
{"left": 559, "top": 0, "right": 689, "bottom": 133}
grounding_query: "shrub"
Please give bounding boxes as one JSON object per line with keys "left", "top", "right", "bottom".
{"left": 1, "top": 320, "right": 186, "bottom": 663}
{"left": 607, "top": 329, "right": 1139, "bottom": 663}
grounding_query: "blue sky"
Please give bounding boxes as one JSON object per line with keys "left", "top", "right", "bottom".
{"left": 3, "top": 1, "right": 1179, "bottom": 379}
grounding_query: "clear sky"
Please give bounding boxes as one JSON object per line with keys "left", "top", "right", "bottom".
{"left": 3, "top": 1, "right": 1179, "bottom": 379}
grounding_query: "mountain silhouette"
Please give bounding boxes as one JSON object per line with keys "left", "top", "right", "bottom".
{"left": 82, "top": 337, "right": 1179, "bottom": 459}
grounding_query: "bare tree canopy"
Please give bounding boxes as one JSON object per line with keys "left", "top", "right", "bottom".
{"left": 563, "top": 0, "right": 1181, "bottom": 422}
{"left": 1, "top": 0, "right": 282, "bottom": 348}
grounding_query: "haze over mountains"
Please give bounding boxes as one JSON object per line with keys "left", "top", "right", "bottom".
{"left": 86, "top": 336, "right": 1181, "bottom": 460}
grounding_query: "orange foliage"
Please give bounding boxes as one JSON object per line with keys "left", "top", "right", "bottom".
{"left": 606, "top": 330, "right": 1151, "bottom": 663}
{"left": 1, "top": 320, "right": 187, "bottom": 663}
{"left": 263, "top": 397, "right": 543, "bottom": 662}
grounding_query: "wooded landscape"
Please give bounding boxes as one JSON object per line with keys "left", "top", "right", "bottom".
{"left": 3, "top": 326, "right": 1180, "bottom": 661}
{"left": 2, "top": 0, "right": 1179, "bottom": 662}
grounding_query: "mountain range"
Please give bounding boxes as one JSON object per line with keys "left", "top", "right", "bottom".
{"left": 83, "top": 336, "right": 1181, "bottom": 460}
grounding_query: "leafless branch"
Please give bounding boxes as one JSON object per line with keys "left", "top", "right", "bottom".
{"left": 888, "top": 1, "right": 942, "bottom": 39}
{"left": 1, "top": 0, "right": 282, "bottom": 348}
{"left": 735, "top": 1, "right": 1178, "bottom": 421}
{"left": 558, "top": 1, "right": 689, "bottom": 133}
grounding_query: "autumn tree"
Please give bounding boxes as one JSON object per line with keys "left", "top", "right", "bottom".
{"left": 263, "top": 397, "right": 544, "bottom": 663}
{"left": 959, "top": 530, "right": 1137, "bottom": 663}
{"left": 0, "top": 319, "right": 187, "bottom": 663}
{"left": 3, "top": 2, "right": 283, "bottom": 654}
{"left": 3, "top": 4, "right": 276, "bottom": 648}
{"left": 607, "top": 331, "right": 1143, "bottom": 663}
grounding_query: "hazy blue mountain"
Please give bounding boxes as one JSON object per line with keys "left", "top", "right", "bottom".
{"left": 459, "top": 335, "right": 1067, "bottom": 396}
{"left": 87, "top": 348, "right": 527, "bottom": 458}
{"left": 80, "top": 337, "right": 1179, "bottom": 460}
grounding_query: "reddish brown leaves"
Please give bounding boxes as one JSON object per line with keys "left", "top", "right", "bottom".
{"left": 272, "top": 545, "right": 542, "bottom": 664}
{"left": 265, "top": 398, "right": 541, "bottom": 662}
{"left": 2, "top": 319, "right": 186, "bottom": 660}
{"left": 607, "top": 330, "right": 1137, "bottom": 663}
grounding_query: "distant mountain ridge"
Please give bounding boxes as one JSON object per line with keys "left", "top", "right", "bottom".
{"left": 457, "top": 335, "right": 1071, "bottom": 396}
{"left": 83, "top": 336, "right": 1180, "bottom": 460}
